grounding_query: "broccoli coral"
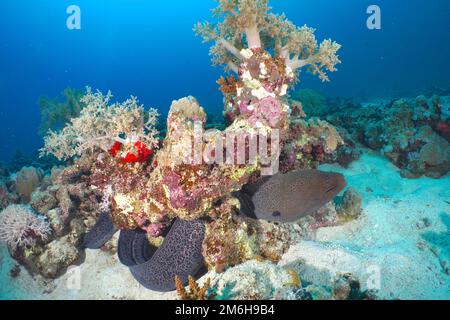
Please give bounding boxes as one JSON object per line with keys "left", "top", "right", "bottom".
{"left": 194, "top": 0, "right": 341, "bottom": 82}
{"left": 0, "top": 204, "right": 52, "bottom": 254}
{"left": 40, "top": 87, "right": 160, "bottom": 161}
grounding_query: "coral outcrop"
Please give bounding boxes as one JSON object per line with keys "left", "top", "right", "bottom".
{"left": 323, "top": 95, "right": 450, "bottom": 178}
{"left": 9, "top": 0, "right": 347, "bottom": 290}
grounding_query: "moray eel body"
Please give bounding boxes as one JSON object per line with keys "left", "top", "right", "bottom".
{"left": 118, "top": 229, "right": 156, "bottom": 267}
{"left": 129, "top": 219, "right": 205, "bottom": 292}
{"left": 82, "top": 211, "right": 118, "bottom": 249}
{"left": 234, "top": 170, "right": 347, "bottom": 223}
{"left": 84, "top": 213, "right": 206, "bottom": 292}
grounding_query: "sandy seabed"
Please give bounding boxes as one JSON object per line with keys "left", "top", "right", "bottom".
{"left": 1, "top": 150, "right": 449, "bottom": 300}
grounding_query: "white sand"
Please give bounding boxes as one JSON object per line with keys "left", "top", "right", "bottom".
{"left": 281, "top": 151, "right": 450, "bottom": 299}
{"left": 0, "top": 234, "right": 176, "bottom": 300}
{"left": 1, "top": 150, "right": 449, "bottom": 300}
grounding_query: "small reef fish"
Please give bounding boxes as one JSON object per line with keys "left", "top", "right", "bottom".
{"left": 234, "top": 170, "right": 347, "bottom": 223}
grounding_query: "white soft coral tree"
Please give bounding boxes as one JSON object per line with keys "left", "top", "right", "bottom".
{"left": 194, "top": 0, "right": 341, "bottom": 81}
{"left": 40, "top": 87, "right": 159, "bottom": 161}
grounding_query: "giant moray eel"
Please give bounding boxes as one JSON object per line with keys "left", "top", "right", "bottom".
{"left": 83, "top": 169, "right": 347, "bottom": 292}
{"left": 129, "top": 219, "right": 205, "bottom": 292}
{"left": 234, "top": 170, "right": 347, "bottom": 222}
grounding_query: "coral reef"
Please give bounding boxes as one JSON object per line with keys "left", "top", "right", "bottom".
{"left": 323, "top": 95, "right": 450, "bottom": 178}
{"left": 9, "top": 0, "right": 347, "bottom": 291}
{"left": 194, "top": 0, "right": 341, "bottom": 82}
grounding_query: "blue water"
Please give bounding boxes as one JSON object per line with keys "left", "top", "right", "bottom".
{"left": 1, "top": 0, "right": 449, "bottom": 162}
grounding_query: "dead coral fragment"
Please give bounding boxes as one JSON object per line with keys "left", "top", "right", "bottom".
{"left": 175, "top": 275, "right": 212, "bottom": 300}
{"left": 40, "top": 87, "right": 159, "bottom": 161}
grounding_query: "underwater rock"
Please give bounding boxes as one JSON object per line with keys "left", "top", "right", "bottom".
{"left": 336, "top": 187, "right": 362, "bottom": 219}
{"left": 0, "top": 164, "right": 7, "bottom": 177}
{"left": 0, "top": 179, "right": 19, "bottom": 210}
{"left": 30, "top": 190, "right": 58, "bottom": 215}
{"left": 332, "top": 273, "right": 377, "bottom": 300}
{"left": 36, "top": 233, "right": 81, "bottom": 279}
{"left": 9, "top": 166, "right": 44, "bottom": 203}
{"left": 45, "top": 208, "right": 66, "bottom": 236}
{"left": 55, "top": 186, "right": 74, "bottom": 227}
{"left": 416, "top": 135, "right": 450, "bottom": 178}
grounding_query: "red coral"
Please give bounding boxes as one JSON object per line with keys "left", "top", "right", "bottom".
{"left": 109, "top": 142, "right": 123, "bottom": 157}
{"left": 109, "top": 141, "right": 154, "bottom": 164}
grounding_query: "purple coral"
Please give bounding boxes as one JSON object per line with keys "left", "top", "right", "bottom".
{"left": 259, "top": 96, "right": 282, "bottom": 127}
{"left": 0, "top": 205, "right": 52, "bottom": 253}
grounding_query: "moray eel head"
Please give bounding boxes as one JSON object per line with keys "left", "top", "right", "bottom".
{"left": 235, "top": 170, "right": 347, "bottom": 223}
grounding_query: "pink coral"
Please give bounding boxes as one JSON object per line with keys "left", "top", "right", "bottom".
{"left": 259, "top": 97, "right": 282, "bottom": 127}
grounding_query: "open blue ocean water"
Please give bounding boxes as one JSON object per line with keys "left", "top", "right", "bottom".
{"left": 0, "top": 0, "right": 449, "bottom": 162}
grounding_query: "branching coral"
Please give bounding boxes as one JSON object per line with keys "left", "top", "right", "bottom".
{"left": 194, "top": 0, "right": 341, "bottom": 82}
{"left": 0, "top": 204, "right": 52, "bottom": 254}
{"left": 40, "top": 87, "right": 160, "bottom": 161}
{"left": 175, "top": 276, "right": 212, "bottom": 300}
